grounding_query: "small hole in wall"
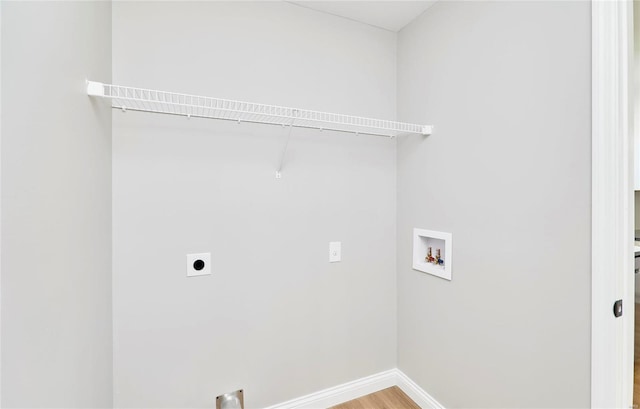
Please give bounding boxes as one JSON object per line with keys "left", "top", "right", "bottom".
{"left": 193, "top": 259, "right": 205, "bottom": 271}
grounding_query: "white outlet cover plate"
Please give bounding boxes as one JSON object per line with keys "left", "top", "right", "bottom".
{"left": 329, "top": 241, "right": 341, "bottom": 262}
{"left": 186, "top": 252, "right": 211, "bottom": 277}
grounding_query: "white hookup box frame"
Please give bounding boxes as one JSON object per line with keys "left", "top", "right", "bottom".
{"left": 412, "top": 228, "right": 452, "bottom": 280}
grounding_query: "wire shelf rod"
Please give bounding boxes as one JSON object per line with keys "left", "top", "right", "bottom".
{"left": 86, "top": 81, "right": 434, "bottom": 138}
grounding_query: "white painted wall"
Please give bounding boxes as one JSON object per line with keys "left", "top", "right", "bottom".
{"left": 1, "top": 1, "right": 112, "bottom": 407}
{"left": 112, "top": 2, "right": 397, "bottom": 407}
{"left": 396, "top": 2, "right": 591, "bottom": 407}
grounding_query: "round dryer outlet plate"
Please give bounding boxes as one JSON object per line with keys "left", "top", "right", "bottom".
{"left": 186, "top": 252, "right": 211, "bottom": 277}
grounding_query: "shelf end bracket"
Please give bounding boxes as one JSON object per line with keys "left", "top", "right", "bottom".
{"left": 86, "top": 80, "right": 105, "bottom": 97}
{"left": 422, "top": 125, "right": 434, "bottom": 136}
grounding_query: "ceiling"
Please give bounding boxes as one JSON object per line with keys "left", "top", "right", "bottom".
{"left": 288, "top": 1, "right": 437, "bottom": 32}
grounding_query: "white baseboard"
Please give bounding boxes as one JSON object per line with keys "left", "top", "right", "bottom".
{"left": 395, "top": 370, "right": 444, "bottom": 409}
{"left": 263, "top": 369, "right": 397, "bottom": 409}
{"left": 263, "top": 369, "right": 444, "bottom": 409}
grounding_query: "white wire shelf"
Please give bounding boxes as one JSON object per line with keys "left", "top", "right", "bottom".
{"left": 86, "top": 81, "right": 432, "bottom": 138}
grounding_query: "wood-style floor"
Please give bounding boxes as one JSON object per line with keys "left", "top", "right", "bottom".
{"left": 329, "top": 387, "right": 420, "bottom": 409}
{"left": 635, "top": 303, "right": 640, "bottom": 407}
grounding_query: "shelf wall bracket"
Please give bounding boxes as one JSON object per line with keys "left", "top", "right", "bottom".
{"left": 275, "top": 113, "right": 297, "bottom": 179}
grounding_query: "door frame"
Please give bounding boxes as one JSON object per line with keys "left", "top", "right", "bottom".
{"left": 592, "top": 0, "right": 634, "bottom": 407}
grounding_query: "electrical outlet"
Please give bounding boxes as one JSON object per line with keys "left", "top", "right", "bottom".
{"left": 186, "top": 253, "right": 211, "bottom": 277}
{"left": 329, "top": 242, "right": 341, "bottom": 263}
